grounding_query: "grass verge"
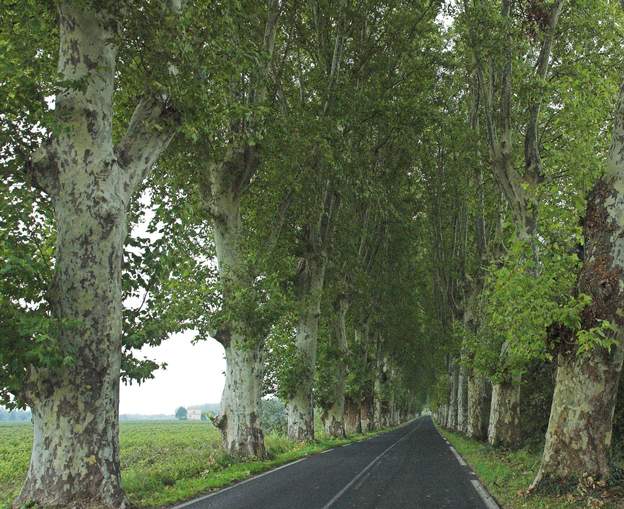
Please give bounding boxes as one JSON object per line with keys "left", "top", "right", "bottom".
{"left": 438, "top": 426, "right": 624, "bottom": 509}
{"left": 1, "top": 420, "right": 393, "bottom": 509}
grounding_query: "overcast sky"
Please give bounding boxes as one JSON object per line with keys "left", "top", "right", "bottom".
{"left": 119, "top": 331, "right": 226, "bottom": 415}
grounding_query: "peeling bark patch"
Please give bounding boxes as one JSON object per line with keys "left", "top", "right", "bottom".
{"left": 83, "top": 149, "right": 93, "bottom": 165}
{"left": 69, "top": 39, "right": 81, "bottom": 67}
{"left": 580, "top": 178, "right": 624, "bottom": 329}
{"left": 86, "top": 110, "right": 99, "bottom": 137}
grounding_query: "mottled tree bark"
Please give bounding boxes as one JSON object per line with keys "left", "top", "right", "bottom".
{"left": 344, "top": 396, "right": 362, "bottom": 435}
{"left": 360, "top": 391, "right": 374, "bottom": 432}
{"left": 488, "top": 375, "right": 521, "bottom": 448}
{"left": 323, "top": 297, "right": 349, "bottom": 438}
{"left": 467, "top": 372, "right": 490, "bottom": 441}
{"left": 448, "top": 358, "right": 459, "bottom": 430}
{"left": 374, "top": 353, "right": 389, "bottom": 429}
{"left": 287, "top": 256, "right": 326, "bottom": 441}
{"left": 207, "top": 171, "right": 266, "bottom": 458}
{"left": 216, "top": 339, "right": 265, "bottom": 458}
{"left": 531, "top": 85, "right": 624, "bottom": 487}
{"left": 202, "top": 1, "right": 281, "bottom": 458}
{"left": 287, "top": 186, "right": 337, "bottom": 441}
{"left": 531, "top": 347, "right": 623, "bottom": 488}
{"left": 16, "top": 3, "right": 176, "bottom": 507}
{"left": 457, "top": 359, "right": 469, "bottom": 433}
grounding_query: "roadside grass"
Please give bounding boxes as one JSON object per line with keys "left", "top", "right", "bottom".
{"left": 438, "top": 427, "right": 624, "bottom": 509}
{"left": 1, "top": 420, "right": 390, "bottom": 509}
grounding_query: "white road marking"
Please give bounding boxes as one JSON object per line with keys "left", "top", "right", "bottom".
{"left": 471, "top": 479, "right": 500, "bottom": 509}
{"left": 433, "top": 424, "right": 499, "bottom": 509}
{"left": 354, "top": 470, "right": 372, "bottom": 491}
{"left": 322, "top": 422, "right": 421, "bottom": 509}
{"left": 171, "top": 457, "right": 307, "bottom": 509}
{"left": 449, "top": 446, "right": 467, "bottom": 466}
{"left": 173, "top": 418, "right": 424, "bottom": 509}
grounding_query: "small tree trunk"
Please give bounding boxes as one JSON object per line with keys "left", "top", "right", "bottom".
{"left": 488, "top": 376, "right": 521, "bottom": 447}
{"left": 374, "top": 365, "right": 387, "bottom": 429}
{"left": 467, "top": 372, "right": 490, "bottom": 441}
{"left": 374, "top": 388, "right": 383, "bottom": 430}
{"left": 442, "top": 404, "right": 449, "bottom": 428}
{"left": 287, "top": 257, "right": 326, "bottom": 441}
{"left": 457, "top": 361, "right": 468, "bottom": 433}
{"left": 323, "top": 405, "right": 345, "bottom": 438}
{"left": 344, "top": 397, "right": 362, "bottom": 435}
{"left": 392, "top": 400, "right": 401, "bottom": 426}
{"left": 448, "top": 359, "right": 459, "bottom": 430}
{"left": 323, "top": 297, "right": 349, "bottom": 438}
{"left": 360, "top": 391, "right": 374, "bottom": 432}
{"left": 216, "top": 339, "right": 266, "bottom": 458}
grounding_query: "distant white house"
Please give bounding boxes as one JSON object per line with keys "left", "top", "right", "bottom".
{"left": 188, "top": 408, "right": 202, "bottom": 421}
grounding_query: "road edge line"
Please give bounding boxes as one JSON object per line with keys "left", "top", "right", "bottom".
{"left": 449, "top": 445, "right": 467, "bottom": 466}
{"left": 471, "top": 479, "right": 500, "bottom": 509}
{"left": 433, "top": 424, "right": 501, "bottom": 509}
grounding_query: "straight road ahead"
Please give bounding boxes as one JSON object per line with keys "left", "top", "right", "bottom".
{"left": 174, "top": 416, "right": 498, "bottom": 509}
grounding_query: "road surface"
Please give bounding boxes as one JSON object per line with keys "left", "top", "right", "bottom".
{"left": 173, "top": 416, "right": 498, "bottom": 509}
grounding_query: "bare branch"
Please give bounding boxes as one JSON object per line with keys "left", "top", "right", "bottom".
{"left": 524, "top": 0, "right": 566, "bottom": 183}
{"left": 267, "top": 188, "right": 294, "bottom": 253}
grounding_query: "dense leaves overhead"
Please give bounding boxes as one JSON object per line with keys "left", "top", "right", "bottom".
{"left": 1, "top": 0, "right": 624, "bottom": 447}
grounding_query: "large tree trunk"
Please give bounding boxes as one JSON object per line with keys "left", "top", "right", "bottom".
{"left": 531, "top": 348, "right": 623, "bottom": 488}
{"left": 203, "top": 2, "right": 281, "bottom": 456}
{"left": 209, "top": 181, "right": 266, "bottom": 457}
{"left": 467, "top": 372, "right": 490, "bottom": 441}
{"left": 488, "top": 376, "right": 521, "bottom": 448}
{"left": 531, "top": 116, "right": 624, "bottom": 487}
{"left": 216, "top": 339, "right": 265, "bottom": 457}
{"left": 287, "top": 256, "right": 326, "bottom": 441}
{"left": 16, "top": 3, "right": 175, "bottom": 506}
{"left": 18, "top": 375, "right": 125, "bottom": 509}
{"left": 323, "top": 297, "right": 349, "bottom": 438}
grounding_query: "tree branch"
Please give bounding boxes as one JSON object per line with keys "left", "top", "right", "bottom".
{"left": 524, "top": 0, "right": 566, "bottom": 183}
{"left": 115, "top": 96, "right": 179, "bottom": 196}
{"left": 24, "top": 141, "right": 59, "bottom": 197}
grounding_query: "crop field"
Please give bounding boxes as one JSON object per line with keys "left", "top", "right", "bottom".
{"left": 0, "top": 420, "right": 373, "bottom": 508}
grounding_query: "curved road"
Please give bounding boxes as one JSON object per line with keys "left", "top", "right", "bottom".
{"left": 173, "top": 416, "right": 498, "bottom": 509}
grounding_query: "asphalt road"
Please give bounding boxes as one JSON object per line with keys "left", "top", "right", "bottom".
{"left": 173, "top": 416, "right": 498, "bottom": 509}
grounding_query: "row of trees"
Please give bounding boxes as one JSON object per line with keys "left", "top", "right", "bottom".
{"left": 432, "top": 0, "right": 624, "bottom": 494}
{"left": 3, "top": 0, "right": 624, "bottom": 507}
{"left": 1, "top": 1, "right": 435, "bottom": 507}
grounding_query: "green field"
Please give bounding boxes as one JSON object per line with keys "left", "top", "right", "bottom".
{"left": 0, "top": 420, "right": 381, "bottom": 508}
